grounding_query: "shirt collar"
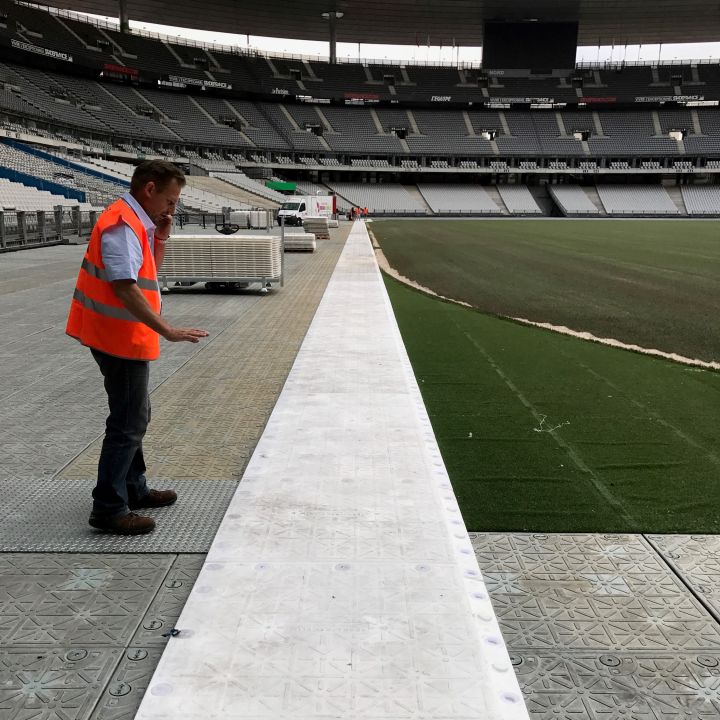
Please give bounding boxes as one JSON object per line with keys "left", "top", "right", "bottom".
{"left": 121, "top": 192, "right": 156, "bottom": 237}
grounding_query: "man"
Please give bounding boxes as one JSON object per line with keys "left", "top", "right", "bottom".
{"left": 66, "top": 160, "right": 208, "bottom": 536}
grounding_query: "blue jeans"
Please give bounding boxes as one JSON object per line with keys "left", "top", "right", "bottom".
{"left": 91, "top": 349, "right": 150, "bottom": 518}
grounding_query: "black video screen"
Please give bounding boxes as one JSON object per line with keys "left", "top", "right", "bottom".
{"left": 482, "top": 22, "right": 578, "bottom": 70}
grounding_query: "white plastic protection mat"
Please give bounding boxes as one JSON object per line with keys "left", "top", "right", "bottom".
{"left": 136, "top": 221, "right": 530, "bottom": 720}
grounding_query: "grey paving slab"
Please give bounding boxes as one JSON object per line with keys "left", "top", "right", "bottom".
{"left": 0, "top": 245, "right": 86, "bottom": 297}
{"left": 90, "top": 647, "right": 165, "bottom": 720}
{"left": 2, "top": 479, "right": 238, "bottom": 552}
{"left": 0, "top": 235, "right": 346, "bottom": 552}
{"left": 514, "top": 652, "right": 720, "bottom": 719}
{"left": 132, "top": 555, "right": 205, "bottom": 646}
{"left": 648, "top": 535, "right": 720, "bottom": 621}
{"left": 471, "top": 533, "right": 720, "bottom": 718}
{"left": 0, "top": 553, "right": 204, "bottom": 720}
{"left": 0, "top": 554, "right": 173, "bottom": 646}
{"left": 0, "top": 645, "right": 123, "bottom": 720}
{"left": 471, "top": 533, "right": 720, "bottom": 653}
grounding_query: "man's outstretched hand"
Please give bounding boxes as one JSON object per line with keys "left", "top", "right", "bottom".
{"left": 162, "top": 327, "right": 209, "bottom": 343}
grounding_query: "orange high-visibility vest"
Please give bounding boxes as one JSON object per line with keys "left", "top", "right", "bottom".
{"left": 66, "top": 198, "right": 161, "bottom": 361}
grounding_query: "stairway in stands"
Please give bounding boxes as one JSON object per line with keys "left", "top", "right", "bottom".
{"left": 404, "top": 185, "right": 433, "bottom": 214}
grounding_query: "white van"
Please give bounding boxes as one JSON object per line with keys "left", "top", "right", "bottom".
{"left": 277, "top": 195, "right": 335, "bottom": 226}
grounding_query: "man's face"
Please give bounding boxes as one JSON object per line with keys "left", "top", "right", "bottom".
{"left": 139, "top": 179, "right": 182, "bottom": 224}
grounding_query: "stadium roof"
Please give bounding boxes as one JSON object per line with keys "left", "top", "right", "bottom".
{"left": 40, "top": 0, "right": 720, "bottom": 46}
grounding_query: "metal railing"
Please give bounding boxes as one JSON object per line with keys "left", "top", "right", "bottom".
{"left": 175, "top": 211, "right": 225, "bottom": 230}
{"left": 576, "top": 58, "right": 720, "bottom": 69}
{"left": 0, "top": 205, "right": 97, "bottom": 251}
{"left": 176, "top": 209, "right": 276, "bottom": 231}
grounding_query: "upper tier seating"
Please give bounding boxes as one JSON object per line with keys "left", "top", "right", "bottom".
{"left": 591, "top": 111, "right": 679, "bottom": 156}
{"left": 320, "top": 107, "right": 403, "bottom": 154}
{"left": 1, "top": 55, "right": 719, "bottom": 161}
{"left": 2, "top": 0, "right": 720, "bottom": 106}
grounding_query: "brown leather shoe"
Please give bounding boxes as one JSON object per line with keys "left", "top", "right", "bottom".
{"left": 129, "top": 489, "right": 177, "bottom": 510}
{"left": 89, "top": 512, "right": 156, "bottom": 535}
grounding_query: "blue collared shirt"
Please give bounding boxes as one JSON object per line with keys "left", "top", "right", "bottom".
{"left": 100, "top": 192, "right": 156, "bottom": 282}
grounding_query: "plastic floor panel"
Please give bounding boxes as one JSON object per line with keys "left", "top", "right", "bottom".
{"left": 472, "top": 533, "right": 720, "bottom": 718}
{"left": 134, "top": 222, "right": 529, "bottom": 720}
{"left": 0, "top": 553, "right": 203, "bottom": 720}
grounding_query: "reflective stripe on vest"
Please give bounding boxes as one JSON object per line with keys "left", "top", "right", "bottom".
{"left": 72, "top": 288, "right": 138, "bottom": 322}
{"left": 81, "top": 257, "right": 158, "bottom": 292}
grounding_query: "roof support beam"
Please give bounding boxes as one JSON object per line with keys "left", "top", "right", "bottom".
{"left": 322, "top": 10, "right": 343, "bottom": 65}
{"left": 118, "top": 0, "right": 129, "bottom": 33}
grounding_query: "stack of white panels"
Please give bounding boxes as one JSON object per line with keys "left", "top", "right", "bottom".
{"left": 328, "top": 218, "right": 339, "bottom": 228}
{"left": 303, "top": 215, "right": 330, "bottom": 239}
{"left": 161, "top": 235, "right": 282, "bottom": 281}
{"left": 249, "top": 210, "right": 272, "bottom": 228}
{"left": 283, "top": 232, "right": 316, "bottom": 252}
{"left": 228, "top": 211, "right": 251, "bottom": 227}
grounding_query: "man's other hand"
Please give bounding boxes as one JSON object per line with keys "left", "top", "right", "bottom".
{"left": 155, "top": 212, "right": 173, "bottom": 240}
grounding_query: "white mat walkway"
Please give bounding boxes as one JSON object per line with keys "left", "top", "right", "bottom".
{"left": 137, "top": 221, "right": 529, "bottom": 720}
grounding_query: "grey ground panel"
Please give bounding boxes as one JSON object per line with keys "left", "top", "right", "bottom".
{"left": 648, "top": 535, "right": 720, "bottom": 621}
{"left": 0, "top": 553, "right": 192, "bottom": 720}
{"left": 90, "top": 647, "right": 165, "bottom": 720}
{"left": 472, "top": 533, "right": 720, "bottom": 718}
{"left": 132, "top": 555, "right": 205, "bottom": 645}
{"left": 472, "top": 533, "right": 720, "bottom": 652}
{"left": 0, "top": 645, "right": 124, "bottom": 720}
{"left": 2, "top": 479, "right": 238, "bottom": 552}
{"left": 0, "top": 240, "right": 341, "bottom": 482}
{"left": 0, "top": 554, "right": 173, "bottom": 646}
{"left": 514, "top": 652, "right": 720, "bottom": 719}
{"left": 1, "top": 235, "right": 346, "bottom": 552}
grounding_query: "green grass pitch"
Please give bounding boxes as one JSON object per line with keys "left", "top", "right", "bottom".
{"left": 374, "top": 219, "right": 720, "bottom": 533}
{"left": 376, "top": 219, "right": 720, "bottom": 363}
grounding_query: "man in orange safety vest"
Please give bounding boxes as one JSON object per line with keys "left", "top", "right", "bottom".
{"left": 67, "top": 160, "right": 208, "bottom": 535}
